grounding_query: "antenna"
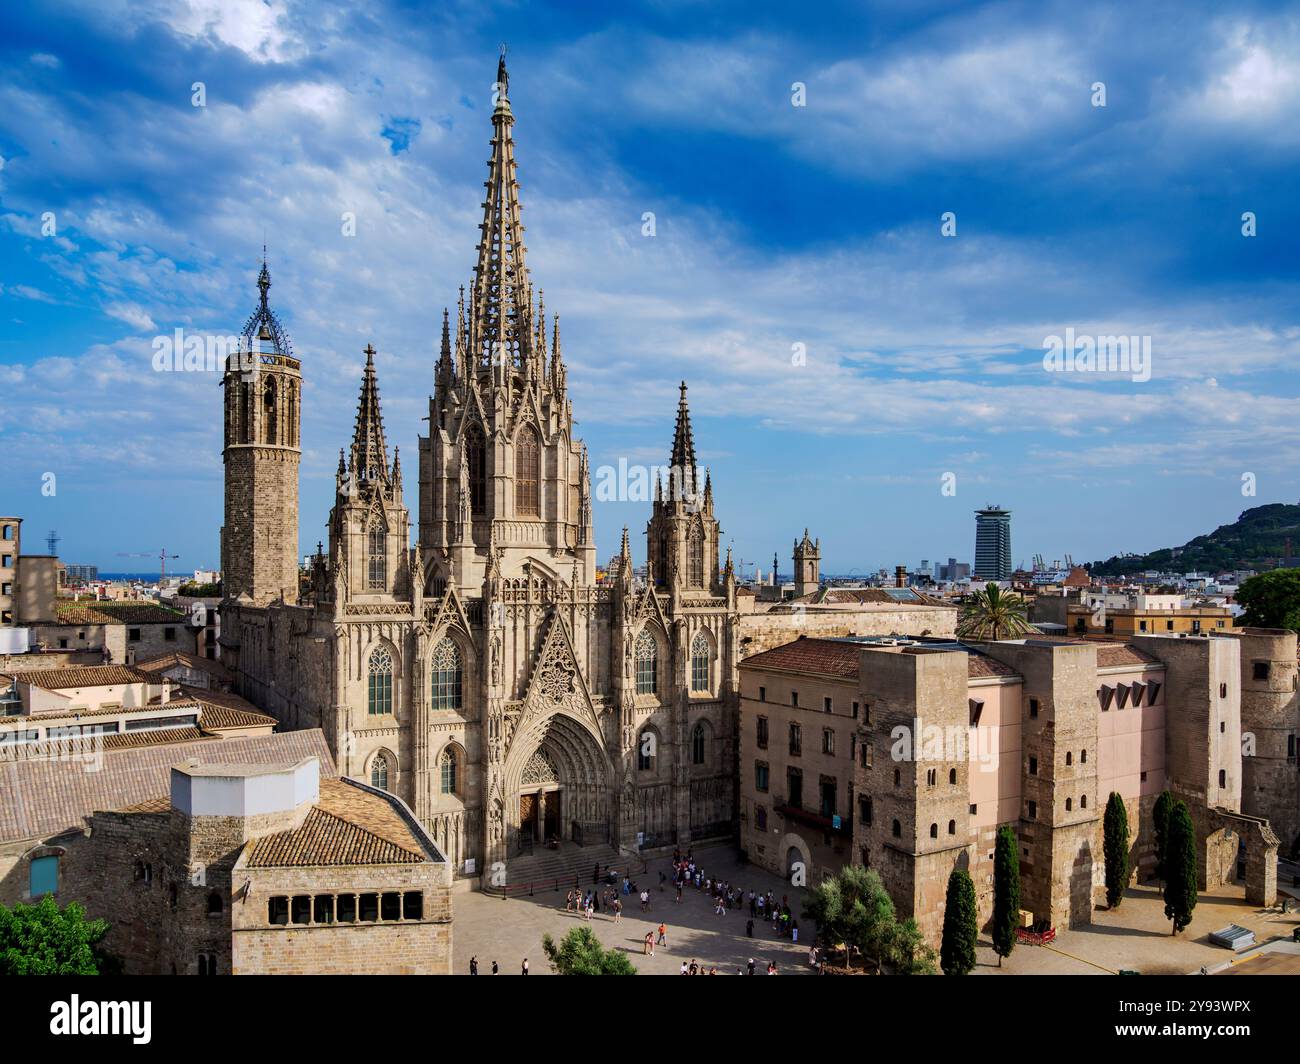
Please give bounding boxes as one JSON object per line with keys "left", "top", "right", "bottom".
{"left": 46, "top": 529, "right": 59, "bottom": 556}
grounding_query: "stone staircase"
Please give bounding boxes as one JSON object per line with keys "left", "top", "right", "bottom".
{"left": 496, "top": 842, "right": 630, "bottom": 895}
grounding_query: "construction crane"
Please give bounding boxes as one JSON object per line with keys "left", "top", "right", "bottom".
{"left": 117, "top": 548, "right": 181, "bottom": 586}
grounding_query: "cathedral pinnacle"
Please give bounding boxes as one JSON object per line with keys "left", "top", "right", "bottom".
{"left": 349, "top": 344, "right": 390, "bottom": 487}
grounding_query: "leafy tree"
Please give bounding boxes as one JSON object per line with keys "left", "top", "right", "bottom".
{"left": 939, "top": 868, "right": 978, "bottom": 975}
{"left": 1103, "top": 792, "right": 1130, "bottom": 908}
{"left": 0, "top": 896, "right": 112, "bottom": 975}
{"left": 1152, "top": 789, "right": 1174, "bottom": 883}
{"left": 1162, "top": 800, "right": 1198, "bottom": 935}
{"left": 957, "top": 583, "right": 1036, "bottom": 640}
{"left": 886, "top": 916, "right": 939, "bottom": 975}
{"left": 1236, "top": 569, "right": 1300, "bottom": 632}
{"left": 540, "top": 926, "right": 636, "bottom": 975}
{"left": 991, "top": 825, "right": 1020, "bottom": 965}
{"left": 802, "top": 865, "right": 897, "bottom": 971}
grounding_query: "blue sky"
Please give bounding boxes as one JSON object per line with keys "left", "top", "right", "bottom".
{"left": 2, "top": 0, "right": 1299, "bottom": 577}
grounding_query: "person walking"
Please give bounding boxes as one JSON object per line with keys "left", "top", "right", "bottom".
{"left": 522, "top": 958, "right": 529, "bottom": 975}
{"left": 491, "top": 960, "right": 499, "bottom": 975}
{"left": 679, "top": 961, "right": 688, "bottom": 975}
{"left": 644, "top": 932, "right": 654, "bottom": 956}
{"left": 469, "top": 956, "right": 478, "bottom": 975}
{"left": 657, "top": 922, "right": 667, "bottom": 946}
{"left": 747, "top": 957, "right": 755, "bottom": 975}
{"left": 640, "top": 889, "right": 650, "bottom": 912}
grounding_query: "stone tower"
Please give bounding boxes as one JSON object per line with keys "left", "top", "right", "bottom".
{"left": 418, "top": 51, "right": 595, "bottom": 596}
{"left": 793, "top": 529, "right": 819, "bottom": 597}
{"left": 329, "top": 345, "right": 412, "bottom": 603}
{"left": 221, "top": 257, "right": 301, "bottom": 605}
{"left": 646, "top": 383, "right": 721, "bottom": 601}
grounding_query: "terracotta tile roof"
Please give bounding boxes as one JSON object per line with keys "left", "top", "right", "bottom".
{"left": 0, "top": 728, "right": 212, "bottom": 762}
{"left": 54, "top": 602, "right": 187, "bottom": 625}
{"left": 0, "top": 729, "right": 336, "bottom": 843}
{"left": 790, "top": 587, "right": 947, "bottom": 607}
{"left": 136, "top": 651, "right": 232, "bottom": 684}
{"left": 118, "top": 796, "right": 172, "bottom": 814}
{"left": 2, "top": 664, "right": 156, "bottom": 689}
{"left": 195, "top": 703, "right": 276, "bottom": 732}
{"left": 742, "top": 638, "right": 864, "bottom": 678}
{"left": 245, "top": 780, "right": 426, "bottom": 867}
{"left": 966, "top": 654, "right": 1020, "bottom": 677}
{"left": 744, "top": 637, "right": 1018, "bottom": 680}
{"left": 1097, "top": 644, "right": 1158, "bottom": 667}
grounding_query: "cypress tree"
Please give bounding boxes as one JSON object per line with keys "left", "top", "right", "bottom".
{"left": 991, "top": 825, "right": 1020, "bottom": 966}
{"left": 939, "top": 868, "right": 978, "bottom": 975}
{"left": 1152, "top": 789, "right": 1174, "bottom": 883}
{"left": 1162, "top": 800, "right": 1198, "bottom": 934}
{"left": 1103, "top": 791, "right": 1130, "bottom": 909}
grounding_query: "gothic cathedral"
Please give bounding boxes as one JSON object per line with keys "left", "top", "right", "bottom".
{"left": 219, "top": 55, "right": 740, "bottom": 881}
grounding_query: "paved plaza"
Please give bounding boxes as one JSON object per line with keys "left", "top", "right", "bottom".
{"left": 453, "top": 843, "right": 815, "bottom": 975}
{"left": 454, "top": 842, "right": 1300, "bottom": 976}
{"left": 979, "top": 880, "right": 1300, "bottom": 976}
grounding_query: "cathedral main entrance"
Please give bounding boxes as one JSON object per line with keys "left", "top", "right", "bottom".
{"left": 518, "top": 788, "right": 562, "bottom": 849}
{"left": 502, "top": 711, "right": 614, "bottom": 862}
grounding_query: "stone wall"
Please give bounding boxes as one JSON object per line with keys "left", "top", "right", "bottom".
{"left": 231, "top": 861, "right": 452, "bottom": 975}
{"left": 738, "top": 605, "right": 955, "bottom": 659}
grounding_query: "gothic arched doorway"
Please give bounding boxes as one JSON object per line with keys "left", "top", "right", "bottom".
{"left": 503, "top": 712, "right": 611, "bottom": 858}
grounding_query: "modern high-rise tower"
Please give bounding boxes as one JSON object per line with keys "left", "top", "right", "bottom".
{"left": 973, "top": 505, "right": 1012, "bottom": 582}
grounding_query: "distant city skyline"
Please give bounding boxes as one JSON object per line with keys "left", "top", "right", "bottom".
{"left": 2, "top": 2, "right": 1298, "bottom": 574}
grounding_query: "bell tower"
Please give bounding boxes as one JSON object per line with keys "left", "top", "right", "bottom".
{"left": 793, "top": 529, "right": 820, "bottom": 598}
{"left": 221, "top": 254, "right": 302, "bottom": 605}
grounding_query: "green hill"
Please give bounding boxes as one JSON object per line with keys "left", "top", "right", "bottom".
{"left": 1088, "top": 503, "right": 1300, "bottom": 577}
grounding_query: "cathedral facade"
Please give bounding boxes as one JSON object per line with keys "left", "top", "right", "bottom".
{"left": 218, "top": 56, "right": 740, "bottom": 883}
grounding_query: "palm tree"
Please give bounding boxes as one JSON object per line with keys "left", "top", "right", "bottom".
{"left": 957, "top": 583, "right": 1036, "bottom": 640}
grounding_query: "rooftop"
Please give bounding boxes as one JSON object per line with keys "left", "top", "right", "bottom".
{"left": 244, "top": 778, "right": 429, "bottom": 867}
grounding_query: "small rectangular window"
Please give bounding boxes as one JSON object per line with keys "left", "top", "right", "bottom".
{"left": 381, "top": 892, "right": 401, "bottom": 921}
{"left": 403, "top": 892, "right": 424, "bottom": 920}
{"left": 823, "top": 696, "right": 833, "bottom": 713}
{"left": 29, "top": 855, "right": 58, "bottom": 898}
{"left": 852, "top": 701, "right": 859, "bottom": 719}
{"left": 1028, "top": 698, "right": 1039, "bottom": 719}
{"left": 758, "top": 686, "right": 766, "bottom": 702}
{"left": 822, "top": 729, "right": 835, "bottom": 755}
{"left": 336, "top": 894, "right": 357, "bottom": 923}
{"left": 128, "top": 628, "right": 141, "bottom": 641}
{"left": 268, "top": 896, "right": 289, "bottom": 925}
{"left": 791, "top": 691, "right": 799, "bottom": 708}
{"left": 291, "top": 895, "right": 311, "bottom": 924}
{"left": 756, "top": 716, "right": 768, "bottom": 749}
{"left": 359, "top": 893, "right": 379, "bottom": 922}
{"left": 1027, "top": 800, "right": 1037, "bottom": 820}
{"left": 313, "top": 895, "right": 334, "bottom": 924}
{"left": 164, "top": 627, "right": 177, "bottom": 641}
{"left": 1253, "top": 662, "right": 1270, "bottom": 681}
{"left": 1029, "top": 756, "right": 1038, "bottom": 776}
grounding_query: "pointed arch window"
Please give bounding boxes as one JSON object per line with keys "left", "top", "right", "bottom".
{"left": 285, "top": 383, "right": 296, "bottom": 447}
{"left": 635, "top": 630, "right": 658, "bottom": 696}
{"left": 465, "top": 423, "right": 486, "bottom": 515}
{"left": 367, "top": 517, "right": 387, "bottom": 590}
{"left": 515, "top": 425, "right": 540, "bottom": 517}
{"left": 691, "top": 630, "right": 711, "bottom": 692}
{"left": 370, "top": 753, "right": 390, "bottom": 791}
{"left": 440, "top": 747, "right": 459, "bottom": 795}
{"left": 431, "top": 637, "right": 463, "bottom": 710}
{"left": 367, "top": 647, "right": 393, "bottom": 716}
{"left": 687, "top": 521, "right": 704, "bottom": 588}
{"left": 692, "top": 722, "right": 706, "bottom": 765}
{"left": 263, "top": 378, "right": 278, "bottom": 445}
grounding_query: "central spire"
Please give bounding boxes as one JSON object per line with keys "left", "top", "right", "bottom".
{"left": 670, "top": 381, "right": 698, "bottom": 472}
{"left": 471, "top": 50, "right": 533, "bottom": 374}
{"left": 350, "top": 344, "right": 390, "bottom": 487}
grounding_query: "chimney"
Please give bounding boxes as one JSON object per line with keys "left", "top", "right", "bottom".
{"left": 895, "top": 565, "right": 907, "bottom": 588}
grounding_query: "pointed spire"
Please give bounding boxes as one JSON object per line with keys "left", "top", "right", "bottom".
{"left": 471, "top": 49, "right": 532, "bottom": 373}
{"left": 349, "top": 344, "right": 390, "bottom": 487}
{"left": 392, "top": 446, "right": 402, "bottom": 490}
{"left": 671, "top": 381, "right": 698, "bottom": 472}
{"left": 242, "top": 249, "right": 293, "bottom": 356}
